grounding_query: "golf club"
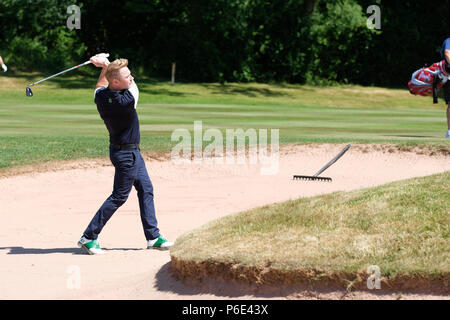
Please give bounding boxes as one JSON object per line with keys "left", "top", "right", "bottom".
{"left": 26, "top": 53, "right": 110, "bottom": 97}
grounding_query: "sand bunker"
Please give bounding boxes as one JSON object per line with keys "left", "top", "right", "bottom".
{"left": 0, "top": 144, "right": 449, "bottom": 299}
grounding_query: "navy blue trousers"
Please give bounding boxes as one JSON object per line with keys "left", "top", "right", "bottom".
{"left": 83, "top": 147, "right": 160, "bottom": 241}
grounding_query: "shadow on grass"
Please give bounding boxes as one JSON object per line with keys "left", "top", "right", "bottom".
{"left": 138, "top": 88, "right": 191, "bottom": 97}
{"left": 199, "top": 83, "right": 293, "bottom": 98}
{"left": 52, "top": 74, "right": 165, "bottom": 90}
{"left": 382, "top": 135, "right": 434, "bottom": 138}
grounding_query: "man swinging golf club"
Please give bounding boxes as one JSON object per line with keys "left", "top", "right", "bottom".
{"left": 78, "top": 54, "right": 173, "bottom": 254}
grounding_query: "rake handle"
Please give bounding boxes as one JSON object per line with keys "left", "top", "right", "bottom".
{"left": 313, "top": 144, "right": 351, "bottom": 177}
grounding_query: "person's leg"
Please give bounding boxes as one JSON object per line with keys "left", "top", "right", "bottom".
{"left": 444, "top": 82, "right": 450, "bottom": 137}
{"left": 447, "top": 103, "right": 450, "bottom": 129}
{"left": 133, "top": 150, "right": 160, "bottom": 240}
{"left": 83, "top": 149, "right": 137, "bottom": 239}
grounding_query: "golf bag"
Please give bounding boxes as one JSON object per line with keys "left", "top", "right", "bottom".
{"left": 408, "top": 60, "right": 449, "bottom": 103}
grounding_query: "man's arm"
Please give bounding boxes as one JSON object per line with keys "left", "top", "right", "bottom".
{"left": 128, "top": 80, "right": 139, "bottom": 108}
{"left": 96, "top": 66, "right": 109, "bottom": 88}
{"left": 90, "top": 55, "right": 110, "bottom": 88}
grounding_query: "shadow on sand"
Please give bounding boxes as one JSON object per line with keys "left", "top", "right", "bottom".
{"left": 0, "top": 246, "right": 82, "bottom": 255}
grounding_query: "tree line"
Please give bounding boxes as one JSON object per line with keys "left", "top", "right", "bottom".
{"left": 0, "top": 0, "right": 449, "bottom": 87}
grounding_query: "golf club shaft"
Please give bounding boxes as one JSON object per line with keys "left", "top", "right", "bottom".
{"left": 27, "top": 61, "right": 92, "bottom": 87}
{"left": 27, "top": 53, "right": 109, "bottom": 88}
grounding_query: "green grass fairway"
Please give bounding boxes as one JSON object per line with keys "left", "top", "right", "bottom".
{"left": 170, "top": 172, "right": 450, "bottom": 290}
{"left": 0, "top": 72, "right": 449, "bottom": 169}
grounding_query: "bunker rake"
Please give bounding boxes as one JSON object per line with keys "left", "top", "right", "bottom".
{"left": 293, "top": 144, "right": 351, "bottom": 182}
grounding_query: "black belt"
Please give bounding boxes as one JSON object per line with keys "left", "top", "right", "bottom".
{"left": 110, "top": 143, "right": 139, "bottom": 150}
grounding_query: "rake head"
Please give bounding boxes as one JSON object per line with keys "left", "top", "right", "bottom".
{"left": 293, "top": 144, "right": 351, "bottom": 183}
{"left": 293, "top": 175, "right": 332, "bottom": 182}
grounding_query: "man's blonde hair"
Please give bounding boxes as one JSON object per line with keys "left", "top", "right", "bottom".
{"left": 105, "top": 58, "right": 128, "bottom": 83}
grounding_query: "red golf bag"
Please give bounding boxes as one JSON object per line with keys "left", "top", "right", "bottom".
{"left": 408, "top": 60, "right": 449, "bottom": 103}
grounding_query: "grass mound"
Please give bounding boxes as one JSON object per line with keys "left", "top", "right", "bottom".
{"left": 170, "top": 172, "right": 450, "bottom": 292}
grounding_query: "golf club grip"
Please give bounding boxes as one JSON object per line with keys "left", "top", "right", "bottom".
{"left": 313, "top": 144, "right": 351, "bottom": 177}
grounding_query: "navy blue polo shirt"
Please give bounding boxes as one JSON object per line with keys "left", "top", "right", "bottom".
{"left": 94, "top": 83, "right": 140, "bottom": 145}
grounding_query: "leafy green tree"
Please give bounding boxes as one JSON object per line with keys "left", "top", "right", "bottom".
{"left": 2, "top": 0, "right": 450, "bottom": 86}
{"left": 306, "top": 0, "right": 376, "bottom": 84}
{"left": 0, "top": 0, "right": 85, "bottom": 71}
